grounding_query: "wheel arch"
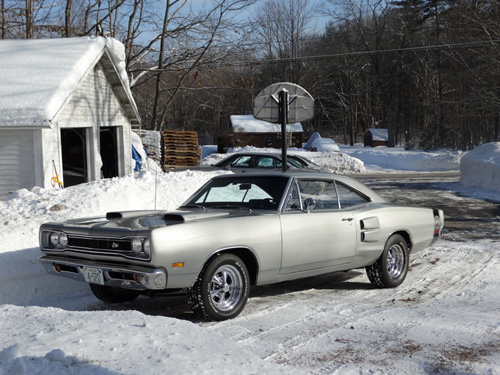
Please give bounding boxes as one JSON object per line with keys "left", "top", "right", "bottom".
{"left": 204, "top": 247, "right": 259, "bottom": 285}
{"left": 389, "top": 230, "right": 412, "bottom": 251}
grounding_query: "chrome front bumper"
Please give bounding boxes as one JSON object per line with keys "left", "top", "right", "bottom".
{"left": 39, "top": 256, "right": 167, "bottom": 290}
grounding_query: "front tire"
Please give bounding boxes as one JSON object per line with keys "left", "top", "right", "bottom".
{"left": 89, "top": 284, "right": 140, "bottom": 303}
{"left": 366, "top": 234, "right": 409, "bottom": 288}
{"left": 187, "top": 254, "right": 249, "bottom": 321}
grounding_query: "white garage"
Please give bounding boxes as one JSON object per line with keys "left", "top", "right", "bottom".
{"left": 0, "top": 37, "right": 141, "bottom": 200}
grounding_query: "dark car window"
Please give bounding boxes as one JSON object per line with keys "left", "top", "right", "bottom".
{"left": 336, "top": 182, "right": 370, "bottom": 208}
{"left": 297, "top": 180, "right": 339, "bottom": 210}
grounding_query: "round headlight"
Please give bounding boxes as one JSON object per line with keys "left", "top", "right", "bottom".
{"left": 131, "top": 238, "right": 142, "bottom": 254}
{"left": 143, "top": 238, "right": 151, "bottom": 257}
{"left": 49, "top": 232, "right": 59, "bottom": 247}
{"left": 59, "top": 232, "right": 68, "bottom": 247}
{"left": 49, "top": 232, "right": 67, "bottom": 249}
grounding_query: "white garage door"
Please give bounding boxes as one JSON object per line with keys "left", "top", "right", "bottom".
{"left": 0, "top": 130, "right": 35, "bottom": 200}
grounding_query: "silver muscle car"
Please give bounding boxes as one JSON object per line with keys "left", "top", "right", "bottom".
{"left": 39, "top": 172, "right": 444, "bottom": 321}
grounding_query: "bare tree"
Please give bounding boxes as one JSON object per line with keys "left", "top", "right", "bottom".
{"left": 253, "top": 0, "right": 314, "bottom": 84}
{"left": 125, "top": 0, "right": 257, "bottom": 130}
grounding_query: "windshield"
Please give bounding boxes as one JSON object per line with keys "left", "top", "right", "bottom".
{"left": 183, "top": 176, "right": 289, "bottom": 210}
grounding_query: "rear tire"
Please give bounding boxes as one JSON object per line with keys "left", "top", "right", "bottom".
{"left": 89, "top": 284, "right": 140, "bottom": 303}
{"left": 187, "top": 254, "right": 249, "bottom": 321}
{"left": 366, "top": 234, "right": 409, "bottom": 288}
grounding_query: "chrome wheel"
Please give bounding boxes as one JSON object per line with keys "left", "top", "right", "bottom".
{"left": 210, "top": 264, "right": 244, "bottom": 312}
{"left": 387, "top": 243, "right": 405, "bottom": 279}
{"left": 366, "top": 234, "right": 409, "bottom": 288}
{"left": 187, "top": 253, "right": 249, "bottom": 321}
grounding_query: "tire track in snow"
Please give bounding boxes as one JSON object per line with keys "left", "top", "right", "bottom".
{"left": 207, "top": 241, "right": 500, "bottom": 372}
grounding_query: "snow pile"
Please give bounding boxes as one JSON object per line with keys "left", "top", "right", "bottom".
{"left": 0, "top": 305, "right": 295, "bottom": 375}
{"left": 202, "top": 146, "right": 366, "bottom": 173}
{"left": 343, "top": 145, "right": 463, "bottom": 172}
{"left": 461, "top": 142, "right": 500, "bottom": 193}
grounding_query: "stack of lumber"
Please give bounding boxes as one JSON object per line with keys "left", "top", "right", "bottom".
{"left": 162, "top": 130, "right": 201, "bottom": 168}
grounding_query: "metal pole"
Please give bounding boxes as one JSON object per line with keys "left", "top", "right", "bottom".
{"left": 279, "top": 89, "right": 289, "bottom": 172}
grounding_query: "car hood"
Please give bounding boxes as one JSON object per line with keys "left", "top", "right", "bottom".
{"left": 45, "top": 210, "right": 233, "bottom": 232}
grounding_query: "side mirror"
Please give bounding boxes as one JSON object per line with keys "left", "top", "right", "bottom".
{"left": 303, "top": 197, "right": 316, "bottom": 213}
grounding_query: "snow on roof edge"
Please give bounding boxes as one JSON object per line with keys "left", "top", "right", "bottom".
{"left": 0, "top": 37, "right": 139, "bottom": 127}
{"left": 366, "top": 128, "right": 388, "bottom": 141}
{"left": 230, "top": 114, "right": 303, "bottom": 133}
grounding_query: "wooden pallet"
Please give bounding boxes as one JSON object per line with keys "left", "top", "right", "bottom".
{"left": 162, "top": 130, "right": 201, "bottom": 169}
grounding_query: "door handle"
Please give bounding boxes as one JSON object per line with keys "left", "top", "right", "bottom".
{"left": 342, "top": 218, "right": 353, "bottom": 222}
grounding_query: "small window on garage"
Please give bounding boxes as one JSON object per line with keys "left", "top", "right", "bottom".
{"left": 336, "top": 182, "right": 370, "bottom": 208}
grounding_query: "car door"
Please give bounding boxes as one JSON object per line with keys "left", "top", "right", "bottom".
{"left": 279, "top": 178, "right": 357, "bottom": 275}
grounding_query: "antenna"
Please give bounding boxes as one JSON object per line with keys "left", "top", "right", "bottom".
{"left": 154, "top": 163, "right": 158, "bottom": 210}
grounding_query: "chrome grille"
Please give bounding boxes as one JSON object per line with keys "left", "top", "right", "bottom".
{"left": 41, "top": 232, "right": 151, "bottom": 261}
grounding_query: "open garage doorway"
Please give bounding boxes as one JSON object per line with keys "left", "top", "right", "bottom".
{"left": 61, "top": 128, "right": 88, "bottom": 187}
{"left": 100, "top": 127, "right": 119, "bottom": 179}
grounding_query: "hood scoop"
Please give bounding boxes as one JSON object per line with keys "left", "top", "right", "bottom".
{"left": 106, "top": 210, "right": 160, "bottom": 220}
{"left": 163, "top": 214, "right": 185, "bottom": 223}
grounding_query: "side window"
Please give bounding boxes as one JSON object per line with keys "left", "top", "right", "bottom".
{"left": 297, "top": 180, "right": 339, "bottom": 210}
{"left": 256, "top": 156, "right": 278, "bottom": 168}
{"left": 336, "top": 182, "right": 370, "bottom": 208}
{"left": 230, "top": 156, "right": 252, "bottom": 167}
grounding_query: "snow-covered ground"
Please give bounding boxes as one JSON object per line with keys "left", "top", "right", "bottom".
{"left": 340, "top": 144, "right": 463, "bottom": 172}
{"left": 1, "top": 145, "right": 499, "bottom": 375}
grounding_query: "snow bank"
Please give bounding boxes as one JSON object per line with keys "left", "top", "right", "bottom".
{"left": 343, "top": 145, "right": 463, "bottom": 172}
{"left": 461, "top": 142, "right": 500, "bottom": 193}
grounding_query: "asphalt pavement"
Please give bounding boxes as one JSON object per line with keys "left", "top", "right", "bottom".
{"left": 360, "top": 173, "right": 500, "bottom": 241}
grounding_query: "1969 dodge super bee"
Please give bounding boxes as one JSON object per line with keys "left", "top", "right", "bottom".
{"left": 39, "top": 172, "right": 444, "bottom": 321}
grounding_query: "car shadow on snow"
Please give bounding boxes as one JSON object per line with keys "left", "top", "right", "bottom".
{"left": 83, "top": 270, "right": 370, "bottom": 322}
{"left": 0, "top": 354, "right": 122, "bottom": 375}
{"left": 249, "top": 270, "right": 370, "bottom": 299}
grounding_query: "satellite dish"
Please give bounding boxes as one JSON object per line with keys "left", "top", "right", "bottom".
{"left": 253, "top": 82, "right": 314, "bottom": 124}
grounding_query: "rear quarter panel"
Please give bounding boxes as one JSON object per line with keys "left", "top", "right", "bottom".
{"left": 352, "top": 204, "right": 436, "bottom": 266}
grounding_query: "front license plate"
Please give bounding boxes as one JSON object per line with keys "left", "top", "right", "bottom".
{"left": 84, "top": 267, "right": 104, "bottom": 285}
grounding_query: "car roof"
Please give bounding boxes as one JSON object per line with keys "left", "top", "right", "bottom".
{"left": 223, "top": 152, "right": 285, "bottom": 158}
{"left": 209, "top": 171, "right": 386, "bottom": 203}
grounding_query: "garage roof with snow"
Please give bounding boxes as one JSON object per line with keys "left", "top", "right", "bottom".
{"left": 230, "top": 115, "right": 303, "bottom": 133}
{"left": 0, "top": 37, "right": 139, "bottom": 127}
{"left": 366, "top": 128, "right": 388, "bottom": 141}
